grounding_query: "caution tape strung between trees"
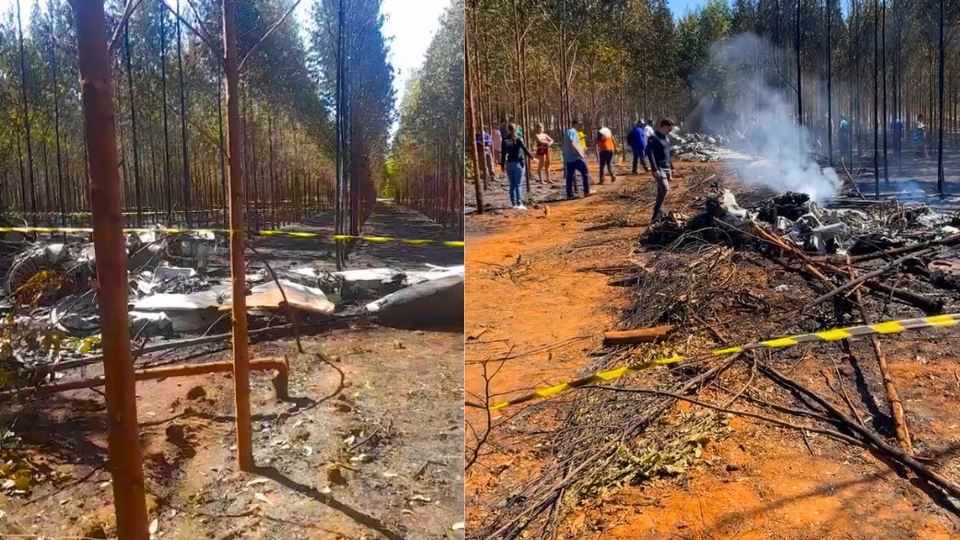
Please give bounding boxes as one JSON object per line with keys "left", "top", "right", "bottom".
{"left": 487, "top": 313, "right": 960, "bottom": 410}
{"left": 0, "top": 226, "right": 464, "bottom": 248}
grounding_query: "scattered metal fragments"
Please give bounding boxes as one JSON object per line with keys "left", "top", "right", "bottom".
{"left": 0, "top": 227, "right": 464, "bottom": 385}
{"left": 644, "top": 182, "right": 960, "bottom": 258}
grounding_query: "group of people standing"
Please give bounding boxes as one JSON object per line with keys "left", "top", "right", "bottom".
{"left": 475, "top": 116, "right": 676, "bottom": 221}
{"left": 475, "top": 118, "right": 558, "bottom": 209}
{"left": 837, "top": 114, "right": 927, "bottom": 161}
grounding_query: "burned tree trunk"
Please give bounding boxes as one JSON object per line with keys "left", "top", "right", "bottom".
{"left": 795, "top": 0, "right": 802, "bottom": 133}
{"left": 873, "top": 0, "right": 879, "bottom": 199}
{"left": 937, "top": 0, "right": 945, "bottom": 194}
{"left": 881, "top": 0, "right": 888, "bottom": 185}
{"left": 826, "top": 0, "right": 833, "bottom": 165}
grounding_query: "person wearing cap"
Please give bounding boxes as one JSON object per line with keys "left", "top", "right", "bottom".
{"left": 596, "top": 126, "right": 617, "bottom": 184}
{"left": 562, "top": 118, "right": 590, "bottom": 199}
{"left": 645, "top": 118, "right": 675, "bottom": 222}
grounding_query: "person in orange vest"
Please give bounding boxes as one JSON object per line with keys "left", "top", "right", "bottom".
{"left": 596, "top": 126, "right": 617, "bottom": 184}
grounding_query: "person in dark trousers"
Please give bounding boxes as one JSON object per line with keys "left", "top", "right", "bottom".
{"left": 891, "top": 117, "right": 903, "bottom": 165}
{"left": 562, "top": 118, "right": 590, "bottom": 199}
{"left": 500, "top": 123, "right": 534, "bottom": 210}
{"left": 626, "top": 120, "right": 649, "bottom": 174}
{"left": 475, "top": 130, "right": 495, "bottom": 181}
{"left": 912, "top": 114, "right": 927, "bottom": 157}
{"left": 838, "top": 115, "right": 851, "bottom": 160}
{"left": 596, "top": 127, "right": 617, "bottom": 184}
{"left": 646, "top": 118, "right": 675, "bottom": 222}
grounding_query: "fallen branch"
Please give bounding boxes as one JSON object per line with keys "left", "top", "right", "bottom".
{"left": 1, "top": 358, "right": 290, "bottom": 402}
{"left": 843, "top": 232, "right": 960, "bottom": 264}
{"left": 18, "top": 318, "right": 352, "bottom": 378}
{"left": 847, "top": 256, "right": 914, "bottom": 454}
{"left": 752, "top": 221, "right": 943, "bottom": 314}
{"left": 758, "top": 362, "right": 960, "bottom": 500}
{"left": 480, "top": 355, "right": 741, "bottom": 540}
{"left": 803, "top": 248, "right": 935, "bottom": 311}
{"left": 603, "top": 325, "right": 675, "bottom": 345}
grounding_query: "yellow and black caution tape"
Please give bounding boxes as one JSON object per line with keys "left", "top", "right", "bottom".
{"left": 488, "top": 313, "right": 960, "bottom": 410}
{"left": 0, "top": 226, "right": 464, "bottom": 248}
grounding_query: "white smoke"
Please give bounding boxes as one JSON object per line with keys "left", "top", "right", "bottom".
{"left": 700, "top": 34, "right": 841, "bottom": 202}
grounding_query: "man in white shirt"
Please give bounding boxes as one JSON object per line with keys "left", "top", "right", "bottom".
{"left": 643, "top": 119, "right": 655, "bottom": 142}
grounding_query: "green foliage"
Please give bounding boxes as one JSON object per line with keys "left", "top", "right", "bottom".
{"left": 391, "top": 0, "right": 462, "bottom": 229}
{"left": 470, "top": 0, "right": 960, "bottom": 142}
{"left": 0, "top": 0, "right": 367, "bottom": 224}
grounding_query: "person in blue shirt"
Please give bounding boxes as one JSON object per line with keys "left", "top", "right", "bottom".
{"left": 626, "top": 120, "right": 649, "bottom": 174}
{"left": 562, "top": 118, "right": 590, "bottom": 199}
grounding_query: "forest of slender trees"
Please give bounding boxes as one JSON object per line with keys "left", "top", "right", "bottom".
{"left": 0, "top": 0, "right": 394, "bottom": 233}
{"left": 466, "top": 0, "right": 960, "bottom": 202}
{"left": 387, "top": 0, "right": 464, "bottom": 232}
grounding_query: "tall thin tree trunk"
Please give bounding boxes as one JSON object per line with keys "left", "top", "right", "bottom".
{"left": 873, "top": 0, "right": 880, "bottom": 198}
{"left": 217, "top": 60, "right": 227, "bottom": 226}
{"left": 51, "top": 1, "right": 65, "bottom": 225}
{"left": 795, "top": 0, "right": 802, "bottom": 135}
{"left": 17, "top": 0, "right": 36, "bottom": 225}
{"left": 124, "top": 25, "right": 143, "bottom": 226}
{"left": 70, "top": 0, "right": 149, "bottom": 536}
{"left": 160, "top": 1, "right": 172, "bottom": 223}
{"left": 221, "top": 0, "right": 252, "bottom": 472}
{"left": 466, "top": 8, "right": 484, "bottom": 214}
{"left": 881, "top": 0, "right": 888, "bottom": 184}
{"left": 826, "top": 0, "right": 833, "bottom": 165}
{"left": 334, "top": 0, "right": 345, "bottom": 268}
{"left": 937, "top": 0, "right": 945, "bottom": 194}
{"left": 176, "top": 0, "right": 191, "bottom": 226}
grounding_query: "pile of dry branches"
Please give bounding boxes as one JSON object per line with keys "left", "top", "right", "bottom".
{"left": 469, "top": 204, "right": 960, "bottom": 540}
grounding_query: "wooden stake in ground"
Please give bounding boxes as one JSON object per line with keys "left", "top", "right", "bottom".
{"left": 70, "top": 0, "right": 148, "bottom": 537}
{"left": 223, "top": 0, "right": 253, "bottom": 471}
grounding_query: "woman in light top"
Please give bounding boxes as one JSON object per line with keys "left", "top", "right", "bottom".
{"left": 533, "top": 123, "right": 554, "bottom": 184}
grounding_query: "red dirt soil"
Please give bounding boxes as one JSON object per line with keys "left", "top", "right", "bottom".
{"left": 465, "top": 160, "right": 960, "bottom": 539}
{"left": 0, "top": 327, "right": 464, "bottom": 540}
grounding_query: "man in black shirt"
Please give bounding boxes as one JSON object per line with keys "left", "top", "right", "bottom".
{"left": 645, "top": 118, "right": 675, "bottom": 222}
